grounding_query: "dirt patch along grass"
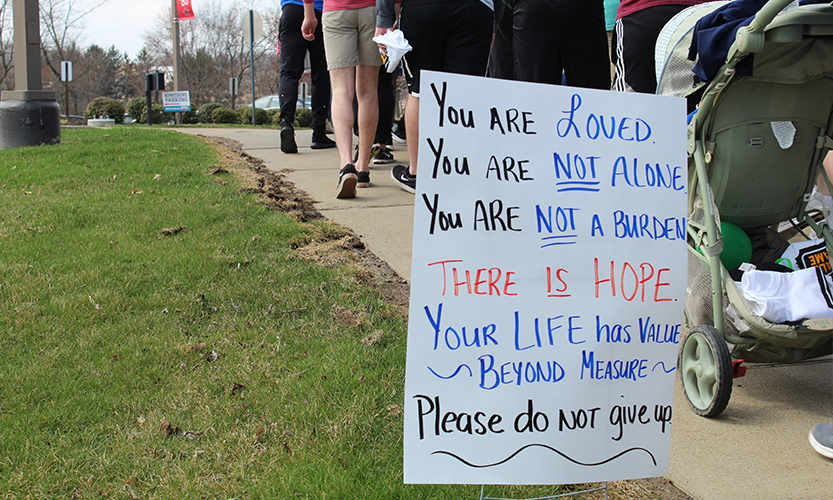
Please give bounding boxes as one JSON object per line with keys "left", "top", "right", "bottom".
{"left": 0, "top": 128, "right": 689, "bottom": 499}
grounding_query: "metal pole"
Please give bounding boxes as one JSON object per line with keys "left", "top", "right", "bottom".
{"left": 147, "top": 89, "right": 153, "bottom": 126}
{"left": 171, "top": 0, "right": 182, "bottom": 124}
{"left": 146, "top": 72, "right": 154, "bottom": 126}
{"left": 250, "top": 9, "right": 256, "bottom": 126}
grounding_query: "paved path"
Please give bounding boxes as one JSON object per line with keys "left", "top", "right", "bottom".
{"left": 179, "top": 127, "right": 833, "bottom": 500}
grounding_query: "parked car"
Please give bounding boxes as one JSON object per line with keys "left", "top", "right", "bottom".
{"left": 254, "top": 94, "right": 310, "bottom": 111}
{"left": 254, "top": 95, "right": 280, "bottom": 110}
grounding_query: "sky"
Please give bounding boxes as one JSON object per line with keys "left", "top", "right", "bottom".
{"left": 83, "top": 0, "right": 266, "bottom": 58}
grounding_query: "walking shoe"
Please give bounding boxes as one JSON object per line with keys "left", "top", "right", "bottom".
{"left": 311, "top": 134, "right": 336, "bottom": 149}
{"left": 372, "top": 144, "right": 394, "bottom": 164}
{"left": 353, "top": 144, "right": 380, "bottom": 164}
{"left": 336, "top": 164, "right": 358, "bottom": 199}
{"left": 391, "top": 118, "right": 406, "bottom": 144}
{"left": 280, "top": 123, "right": 297, "bottom": 154}
{"left": 391, "top": 164, "right": 416, "bottom": 193}
{"left": 810, "top": 423, "right": 833, "bottom": 459}
{"left": 357, "top": 170, "right": 370, "bottom": 188}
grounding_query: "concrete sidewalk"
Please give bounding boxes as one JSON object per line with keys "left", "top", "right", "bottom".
{"left": 180, "top": 127, "right": 833, "bottom": 500}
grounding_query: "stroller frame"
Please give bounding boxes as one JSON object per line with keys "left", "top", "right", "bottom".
{"left": 680, "top": 0, "right": 833, "bottom": 416}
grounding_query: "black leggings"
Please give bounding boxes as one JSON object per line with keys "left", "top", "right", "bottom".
{"left": 399, "top": 0, "right": 493, "bottom": 96}
{"left": 512, "top": 0, "right": 610, "bottom": 89}
{"left": 278, "top": 4, "right": 330, "bottom": 131}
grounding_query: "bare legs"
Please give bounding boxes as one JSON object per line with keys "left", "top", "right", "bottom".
{"left": 329, "top": 64, "right": 379, "bottom": 173}
{"left": 405, "top": 94, "right": 419, "bottom": 176}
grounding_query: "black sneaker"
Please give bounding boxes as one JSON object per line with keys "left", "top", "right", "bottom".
{"left": 311, "top": 134, "right": 336, "bottom": 149}
{"left": 391, "top": 118, "right": 406, "bottom": 144}
{"left": 357, "top": 170, "right": 370, "bottom": 188}
{"left": 336, "top": 164, "right": 358, "bottom": 199}
{"left": 353, "top": 144, "right": 380, "bottom": 165}
{"left": 370, "top": 143, "right": 382, "bottom": 161}
{"left": 372, "top": 145, "right": 394, "bottom": 164}
{"left": 391, "top": 164, "right": 415, "bottom": 193}
{"left": 280, "top": 124, "right": 297, "bottom": 154}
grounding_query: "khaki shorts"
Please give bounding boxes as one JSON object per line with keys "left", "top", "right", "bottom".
{"left": 323, "top": 6, "right": 381, "bottom": 70}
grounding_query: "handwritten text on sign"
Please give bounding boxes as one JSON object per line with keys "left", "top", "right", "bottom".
{"left": 403, "top": 72, "right": 687, "bottom": 485}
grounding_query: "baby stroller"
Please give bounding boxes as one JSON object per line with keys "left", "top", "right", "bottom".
{"left": 656, "top": 0, "right": 833, "bottom": 417}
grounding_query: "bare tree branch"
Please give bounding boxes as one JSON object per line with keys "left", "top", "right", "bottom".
{"left": 39, "top": 0, "right": 110, "bottom": 78}
{"left": 0, "top": 0, "right": 13, "bottom": 90}
{"left": 141, "top": 0, "right": 278, "bottom": 108}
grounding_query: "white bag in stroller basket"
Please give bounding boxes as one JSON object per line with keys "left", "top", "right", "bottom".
{"left": 738, "top": 263, "right": 833, "bottom": 323}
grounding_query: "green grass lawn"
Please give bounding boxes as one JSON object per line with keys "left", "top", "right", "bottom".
{"left": 0, "top": 128, "right": 611, "bottom": 499}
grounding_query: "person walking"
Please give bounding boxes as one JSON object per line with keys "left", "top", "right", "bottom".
{"left": 303, "top": 0, "right": 381, "bottom": 198}
{"left": 278, "top": 0, "right": 336, "bottom": 153}
{"left": 376, "top": 0, "right": 494, "bottom": 193}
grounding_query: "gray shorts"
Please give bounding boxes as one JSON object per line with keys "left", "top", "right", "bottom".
{"left": 323, "top": 6, "right": 381, "bottom": 70}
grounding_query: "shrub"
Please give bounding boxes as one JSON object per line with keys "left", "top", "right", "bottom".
{"left": 126, "top": 96, "right": 146, "bottom": 122}
{"left": 140, "top": 103, "right": 173, "bottom": 125}
{"left": 237, "top": 106, "right": 270, "bottom": 126}
{"left": 211, "top": 106, "right": 238, "bottom": 124}
{"left": 295, "top": 108, "right": 313, "bottom": 128}
{"left": 267, "top": 109, "right": 281, "bottom": 124}
{"left": 199, "top": 103, "right": 222, "bottom": 124}
{"left": 84, "top": 97, "right": 125, "bottom": 124}
{"left": 182, "top": 110, "right": 200, "bottom": 124}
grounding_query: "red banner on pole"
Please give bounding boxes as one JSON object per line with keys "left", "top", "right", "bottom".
{"left": 177, "top": 0, "right": 195, "bottom": 20}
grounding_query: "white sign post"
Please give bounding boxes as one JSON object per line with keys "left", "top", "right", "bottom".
{"left": 403, "top": 71, "right": 688, "bottom": 485}
{"left": 61, "top": 61, "right": 73, "bottom": 117}
{"left": 162, "top": 91, "right": 191, "bottom": 112}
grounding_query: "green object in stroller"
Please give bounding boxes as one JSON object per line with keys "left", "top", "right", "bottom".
{"left": 656, "top": 0, "right": 833, "bottom": 417}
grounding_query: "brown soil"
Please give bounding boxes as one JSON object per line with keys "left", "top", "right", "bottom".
{"left": 205, "top": 135, "right": 693, "bottom": 500}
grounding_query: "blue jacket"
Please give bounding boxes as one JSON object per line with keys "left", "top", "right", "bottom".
{"left": 282, "top": 0, "right": 324, "bottom": 11}
{"left": 688, "top": 0, "right": 767, "bottom": 82}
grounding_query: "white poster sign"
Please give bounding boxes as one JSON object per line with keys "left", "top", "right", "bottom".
{"left": 403, "top": 71, "right": 688, "bottom": 485}
{"left": 162, "top": 91, "right": 191, "bottom": 112}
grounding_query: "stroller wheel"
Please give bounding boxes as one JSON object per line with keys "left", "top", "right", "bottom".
{"left": 679, "top": 325, "right": 733, "bottom": 418}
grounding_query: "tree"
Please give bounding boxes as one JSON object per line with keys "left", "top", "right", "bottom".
{"left": 41, "top": 42, "right": 137, "bottom": 116}
{"left": 0, "top": 0, "right": 12, "bottom": 91}
{"left": 39, "top": 0, "right": 109, "bottom": 82}
{"left": 181, "top": 47, "right": 219, "bottom": 107}
{"left": 141, "top": 0, "right": 279, "bottom": 108}
{"left": 36, "top": 0, "right": 111, "bottom": 115}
